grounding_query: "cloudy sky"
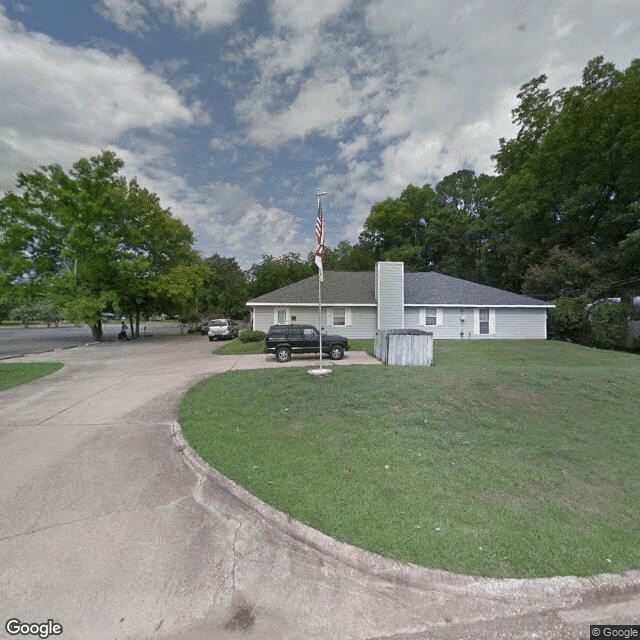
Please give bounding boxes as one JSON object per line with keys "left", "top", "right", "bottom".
{"left": 1, "top": 1, "right": 638, "bottom": 267}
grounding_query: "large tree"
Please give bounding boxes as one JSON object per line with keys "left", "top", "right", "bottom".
{"left": 247, "top": 253, "right": 315, "bottom": 298}
{"left": 492, "top": 56, "right": 640, "bottom": 293}
{"left": 0, "top": 151, "right": 197, "bottom": 339}
{"left": 201, "top": 253, "right": 249, "bottom": 319}
{"left": 357, "top": 171, "right": 498, "bottom": 280}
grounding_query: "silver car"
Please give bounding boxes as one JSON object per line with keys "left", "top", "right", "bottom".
{"left": 207, "top": 319, "right": 238, "bottom": 341}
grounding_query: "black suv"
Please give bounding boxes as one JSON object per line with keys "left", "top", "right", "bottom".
{"left": 264, "top": 324, "right": 350, "bottom": 362}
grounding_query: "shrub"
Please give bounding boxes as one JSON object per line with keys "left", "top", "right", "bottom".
{"left": 238, "top": 329, "right": 266, "bottom": 343}
{"left": 589, "top": 301, "right": 628, "bottom": 350}
{"left": 548, "top": 296, "right": 588, "bottom": 343}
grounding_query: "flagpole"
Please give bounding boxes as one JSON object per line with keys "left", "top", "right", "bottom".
{"left": 318, "top": 263, "right": 323, "bottom": 371}
{"left": 316, "top": 188, "right": 327, "bottom": 372}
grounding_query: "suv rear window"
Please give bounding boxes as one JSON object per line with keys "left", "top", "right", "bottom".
{"left": 269, "top": 327, "right": 287, "bottom": 338}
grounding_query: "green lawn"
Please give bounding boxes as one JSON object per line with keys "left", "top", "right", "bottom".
{"left": 179, "top": 340, "right": 640, "bottom": 578}
{"left": 0, "top": 362, "right": 63, "bottom": 391}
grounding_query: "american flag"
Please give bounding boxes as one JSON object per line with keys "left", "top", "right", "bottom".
{"left": 315, "top": 193, "right": 326, "bottom": 281}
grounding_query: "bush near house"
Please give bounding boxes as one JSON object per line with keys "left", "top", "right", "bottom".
{"left": 550, "top": 297, "right": 639, "bottom": 352}
{"left": 548, "top": 296, "right": 588, "bottom": 343}
{"left": 238, "top": 329, "right": 266, "bottom": 343}
{"left": 589, "top": 301, "right": 629, "bottom": 350}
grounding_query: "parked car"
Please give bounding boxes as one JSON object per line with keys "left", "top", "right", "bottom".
{"left": 264, "top": 324, "right": 350, "bottom": 362}
{"left": 207, "top": 319, "right": 239, "bottom": 341}
{"left": 200, "top": 320, "right": 214, "bottom": 335}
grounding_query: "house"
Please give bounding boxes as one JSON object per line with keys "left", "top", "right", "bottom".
{"left": 247, "top": 261, "right": 555, "bottom": 340}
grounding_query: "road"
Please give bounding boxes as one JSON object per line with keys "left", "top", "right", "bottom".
{"left": 0, "top": 322, "right": 186, "bottom": 359}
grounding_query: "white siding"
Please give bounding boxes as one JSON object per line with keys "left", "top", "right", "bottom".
{"left": 404, "top": 307, "right": 548, "bottom": 340}
{"left": 376, "top": 262, "right": 404, "bottom": 330}
{"left": 251, "top": 305, "right": 376, "bottom": 340}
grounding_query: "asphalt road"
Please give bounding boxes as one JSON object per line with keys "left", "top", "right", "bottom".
{"left": 0, "top": 322, "right": 187, "bottom": 359}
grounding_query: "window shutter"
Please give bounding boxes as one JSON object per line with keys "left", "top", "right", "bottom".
{"left": 474, "top": 308, "right": 480, "bottom": 334}
{"left": 436, "top": 308, "right": 443, "bottom": 326}
{"left": 345, "top": 308, "right": 352, "bottom": 326}
{"left": 489, "top": 309, "right": 496, "bottom": 335}
{"left": 419, "top": 307, "right": 426, "bottom": 325}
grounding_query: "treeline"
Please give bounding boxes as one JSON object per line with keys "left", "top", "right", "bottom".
{"left": 1, "top": 57, "right": 638, "bottom": 347}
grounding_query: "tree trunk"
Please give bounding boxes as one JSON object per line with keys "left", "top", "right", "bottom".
{"left": 135, "top": 308, "right": 141, "bottom": 338}
{"left": 129, "top": 313, "right": 135, "bottom": 340}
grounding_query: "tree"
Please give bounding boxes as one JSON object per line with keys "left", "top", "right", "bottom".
{"left": 359, "top": 171, "right": 498, "bottom": 280}
{"left": 201, "top": 254, "right": 249, "bottom": 319}
{"left": 0, "top": 151, "right": 197, "bottom": 340}
{"left": 154, "top": 262, "right": 212, "bottom": 330}
{"left": 521, "top": 247, "right": 596, "bottom": 298}
{"left": 321, "top": 241, "right": 376, "bottom": 272}
{"left": 492, "top": 57, "right": 640, "bottom": 293}
{"left": 247, "top": 253, "right": 315, "bottom": 298}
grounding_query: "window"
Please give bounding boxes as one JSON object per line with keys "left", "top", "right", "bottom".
{"left": 479, "top": 308, "right": 489, "bottom": 334}
{"left": 328, "top": 307, "right": 351, "bottom": 326}
{"left": 333, "top": 307, "right": 346, "bottom": 326}
{"left": 424, "top": 307, "right": 437, "bottom": 325}
{"left": 419, "top": 307, "right": 442, "bottom": 326}
{"left": 303, "top": 327, "right": 317, "bottom": 338}
{"left": 275, "top": 308, "right": 287, "bottom": 324}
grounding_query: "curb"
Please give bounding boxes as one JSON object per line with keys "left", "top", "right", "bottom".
{"left": 171, "top": 420, "right": 640, "bottom": 615}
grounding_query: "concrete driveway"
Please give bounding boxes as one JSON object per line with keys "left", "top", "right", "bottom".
{"left": 0, "top": 335, "right": 638, "bottom": 640}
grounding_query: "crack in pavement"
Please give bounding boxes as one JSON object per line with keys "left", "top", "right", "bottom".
{"left": 0, "top": 496, "right": 190, "bottom": 543}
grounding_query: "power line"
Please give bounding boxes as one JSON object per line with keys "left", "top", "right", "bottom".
{"left": 529, "top": 274, "right": 640, "bottom": 299}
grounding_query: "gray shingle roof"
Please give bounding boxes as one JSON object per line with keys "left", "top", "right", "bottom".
{"left": 248, "top": 269, "right": 552, "bottom": 307}
{"left": 248, "top": 271, "right": 376, "bottom": 305}
{"left": 404, "top": 272, "right": 552, "bottom": 306}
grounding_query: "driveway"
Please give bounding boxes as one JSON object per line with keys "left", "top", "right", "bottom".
{"left": 0, "top": 336, "right": 638, "bottom": 640}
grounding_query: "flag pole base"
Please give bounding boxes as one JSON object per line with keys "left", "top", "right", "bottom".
{"left": 307, "top": 368, "right": 333, "bottom": 377}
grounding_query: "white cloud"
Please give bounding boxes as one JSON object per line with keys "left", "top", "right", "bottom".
{"left": 95, "top": 0, "right": 148, "bottom": 33}
{"left": 0, "top": 8, "right": 207, "bottom": 192}
{"left": 157, "top": 0, "right": 245, "bottom": 31}
{"left": 271, "top": 0, "right": 354, "bottom": 31}
{"left": 338, "top": 135, "right": 369, "bottom": 161}
{"left": 97, "top": 0, "right": 245, "bottom": 32}
{"left": 117, "top": 166, "right": 310, "bottom": 267}
{"left": 239, "top": 71, "right": 364, "bottom": 145}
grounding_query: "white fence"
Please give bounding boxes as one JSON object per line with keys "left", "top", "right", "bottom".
{"left": 374, "top": 329, "right": 433, "bottom": 366}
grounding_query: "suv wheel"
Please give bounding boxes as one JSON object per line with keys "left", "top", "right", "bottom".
{"left": 275, "top": 346, "right": 291, "bottom": 362}
{"left": 328, "top": 345, "right": 344, "bottom": 360}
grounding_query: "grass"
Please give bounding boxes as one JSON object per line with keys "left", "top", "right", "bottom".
{"left": 178, "top": 340, "right": 640, "bottom": 578}
{"left": 214, "top": 338, "right": 265, "bottom": 355}
{"left": 0, "top": 362, "right": 63, "bottom": 391}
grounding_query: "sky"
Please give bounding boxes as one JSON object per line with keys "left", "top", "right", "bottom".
{"left": 0, "top": 1, "right": 638, "bottom": 268}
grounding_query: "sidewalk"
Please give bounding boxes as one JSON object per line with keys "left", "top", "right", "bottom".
{"left": 0, "top": 336, "right": 638, "bottom": 640}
